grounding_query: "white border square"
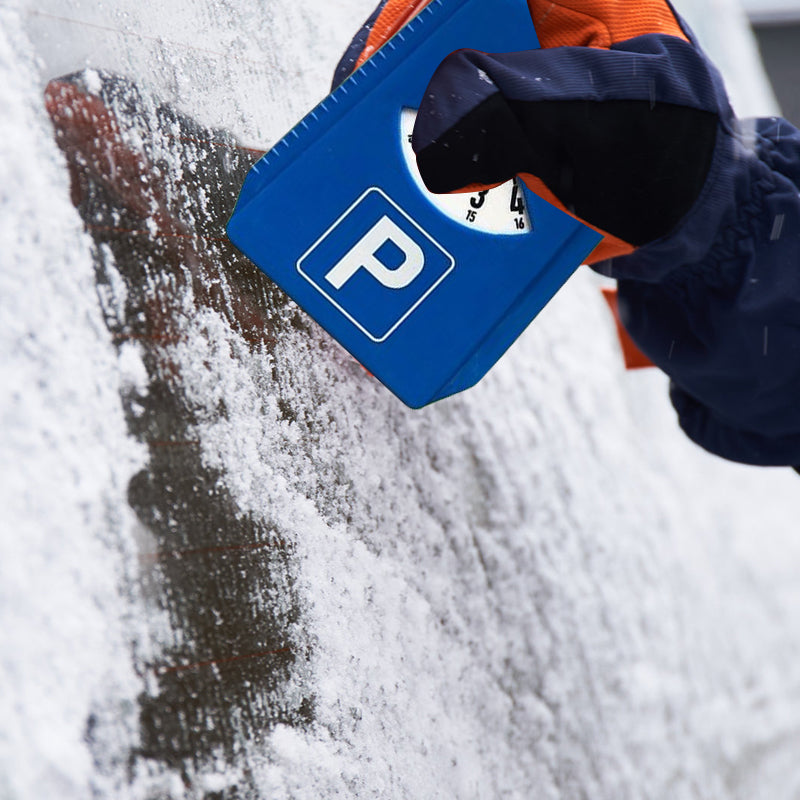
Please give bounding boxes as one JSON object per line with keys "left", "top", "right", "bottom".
{"left": 297, "top": 187, "right": 455, "bottom": 342}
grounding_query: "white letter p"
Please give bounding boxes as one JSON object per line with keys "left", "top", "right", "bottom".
{"left": 324, "top": 216, "right": 424, "bottom": 290}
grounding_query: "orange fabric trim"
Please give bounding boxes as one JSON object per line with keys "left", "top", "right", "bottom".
{"left": 517, "top": 172, "right": 634, "bottom": 264}
{"left": 450, "top": 181, "right": 504, "bottom": 194}
{"left": 355, "top": 0, "right": 435, "bottom": 69}
{"left": 527, "top": 0, "right": 688, "bottom": 49}
{"left": 601, "top": 287, "right": 656, "bottom": 369}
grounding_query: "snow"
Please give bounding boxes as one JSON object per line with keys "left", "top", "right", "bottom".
{"left": 2, "top": 0, "right": 800, "bottom": 798}
{"left": 0, "top": 12, "right": 145, "bottom": 798}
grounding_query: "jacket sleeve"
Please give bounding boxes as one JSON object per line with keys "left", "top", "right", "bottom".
{"left": 599, "top": 115, "right": 800, "bottom": 466}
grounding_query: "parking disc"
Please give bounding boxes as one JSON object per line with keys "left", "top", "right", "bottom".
{"left": 227, "top": 0, "right": 602, "bottom": 408}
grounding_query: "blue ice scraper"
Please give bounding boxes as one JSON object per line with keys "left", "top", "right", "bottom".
{"left": 227, "top": 0, "right": 601, "bottom": 407}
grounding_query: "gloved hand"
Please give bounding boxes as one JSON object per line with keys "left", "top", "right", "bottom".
{"left": 335, "top": 0, "right": 733, "bottom": 265}
{"left": 336, "top": 1, "right": 800, "bottom": 469}
{"left": 416, "top": 0, "right": 736, "bottom": 264}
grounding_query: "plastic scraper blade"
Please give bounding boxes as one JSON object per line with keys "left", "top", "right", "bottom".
{"left": 227, "top": 0, "right": 602, "bottom": 408}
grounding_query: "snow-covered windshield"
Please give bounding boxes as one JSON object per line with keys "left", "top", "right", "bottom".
{"left": 1, "top": 0, "right": 798, "bottom": 797}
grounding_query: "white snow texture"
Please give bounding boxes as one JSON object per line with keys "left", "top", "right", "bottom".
{"left": 1, "top": 0, "right": 799, "bottom": 798}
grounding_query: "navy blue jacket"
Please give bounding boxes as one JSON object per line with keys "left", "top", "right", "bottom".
{"left": 601, "top": 112, "right": 800, "bottom": 466}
